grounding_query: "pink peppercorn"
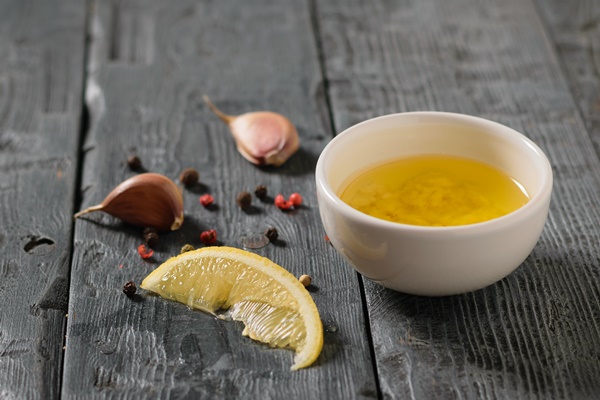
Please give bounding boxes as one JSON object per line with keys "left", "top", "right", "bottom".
{"left": 137, "top": 244, "right": 154, "bottom": 259}
{"left": 199, "top": 194, "right": 214, "bottom": 207}
{"left": 274, "top": 194, "right": 293, "bottom": 210}
{"left": 289, "top": 193, "right": 303, "bottom": 206}
{"left": 200, "top": 229, "right": 217, "bottom": 245}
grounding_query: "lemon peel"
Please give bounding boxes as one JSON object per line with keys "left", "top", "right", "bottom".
{"left": 141, "top": 246, "right": 323, "bottom": 370}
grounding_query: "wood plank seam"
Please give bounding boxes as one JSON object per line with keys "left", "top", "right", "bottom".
{"left": 307, "top": 0, "right": 337, "bottom": 140}
{"left": 308, "top": 0, "right": 383, "bottom": 397}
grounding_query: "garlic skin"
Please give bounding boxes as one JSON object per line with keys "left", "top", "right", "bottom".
{"left": 74, "top": 173, "right": 184, "bottom": 231}
{"left": 203, "top": 96, "right": 300, "bottom": 167}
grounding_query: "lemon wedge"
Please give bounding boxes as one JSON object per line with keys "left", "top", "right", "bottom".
{"left": 140, "top": 246, "right": 323, "bottom": 370}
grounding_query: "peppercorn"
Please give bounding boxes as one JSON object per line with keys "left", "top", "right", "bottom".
{"left": 274, "top": 194, "right": 293, "bottom": 210}
{"left": 236, "top": 191, "right": 252, "bottom": 209}
{"left": 143, "top": 227, "right": 159, "bottom": 248}
{"left": 127, "top": 155, "right": 142, "bottom": 170}
{"left": 265, "top": 227, "right": 279, "bottom": 242}
{"left": 123, "top": 281, "right": 137, "bottom": 296}
{"left": 180, "top": 244, "right": 195, "bottom": 254}
{"left": 299, "top": 274, "right": 312, "bottom": 287}
{"left": 137, "top": 244, "right": 154, "bottom": 259}
{"left": 254, "top": 184, "right": 268, "bottom": 199}
{"left": 200, "top": 229, "right": 217, "bottom": 245}
{"left": 199, "top": 193, "right": 214, "bottom": 207}
{"left": 289, "top": 193, "right": 303, "bottom": 206}
{"left": 179, "top": 168, "right": 199, "bottom": 186}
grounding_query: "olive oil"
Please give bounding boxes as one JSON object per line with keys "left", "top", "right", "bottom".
{"left": 339, "top": 155, "right": 529, "bottom": 227}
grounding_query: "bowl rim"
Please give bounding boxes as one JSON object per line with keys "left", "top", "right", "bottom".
{"left": 315, "top": 111, "right": 554, "bottom": 234}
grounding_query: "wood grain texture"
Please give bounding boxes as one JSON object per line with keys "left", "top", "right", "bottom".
{"left": 0, "top": 0, "right": 86, "bottom": 398}
{"left": 316, "top": 0, "right": 600, "bottom": 398}
{"left": 534, "top": 0, "right": 600, "bottom": 150}
{"left": 62, "top": 0, "right": 376, "bottom": 398}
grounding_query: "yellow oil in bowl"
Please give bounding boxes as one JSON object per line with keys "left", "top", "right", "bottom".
{"left": 339, "top": 155, "right": 529, "bottom": 227}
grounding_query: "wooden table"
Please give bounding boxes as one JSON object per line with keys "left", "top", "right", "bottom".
{"left": 1, "top": 0, "right": 599, "bottom": 398}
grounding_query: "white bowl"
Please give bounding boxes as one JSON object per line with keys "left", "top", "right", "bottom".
{"left": 315, "top": 112, "right": 553, "bottom": 296}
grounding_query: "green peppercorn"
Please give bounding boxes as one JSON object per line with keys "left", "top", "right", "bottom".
{"left": 180, "top": 244, "right": 195, "bottom": 254}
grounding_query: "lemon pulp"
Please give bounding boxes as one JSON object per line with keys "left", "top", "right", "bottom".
{"left": 140, "top": 246, "right": 323, "bottom": 370}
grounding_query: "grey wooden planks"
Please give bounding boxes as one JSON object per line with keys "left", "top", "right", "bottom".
{"left": 62, "top": 0, "right": 376, "bottom": 398}
{"left": 534, "top": 0, "right": 600, "bottom": 148}
{"left": 2, "top": 0, "right": 597, "bottom": 398}
{"left": 316, "top": 0, "right": 600, "bottom": 398}
{"left": 0, "top": 0, "right": 86, "bottom": 398}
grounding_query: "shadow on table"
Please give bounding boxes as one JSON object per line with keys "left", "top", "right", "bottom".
{"left": 362, "top": 250, "right": 600, "bottom": 397}
{"left": 256, "top": 147, "right": 319, "bottom": 177}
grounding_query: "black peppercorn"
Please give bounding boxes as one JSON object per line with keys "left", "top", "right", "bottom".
{"left": 265, "top": 227, "right": 279, "bottom": 242}
{"left": 143, "top": 227, "right": 159, "bottom": 248}
{"left": 254, "top": 184, "right": 268, "bottom": 199}
{"left": 179, "top": 168, "right": 199, "bottom": 186}
{"left": 236, "top": 191, "right": 252, "bottom": 209}
{"left": 123, "top": 281, "right": 137, "bottom": 296}
{"left": 127, "top": 155, "right": 142, "bottom": 170}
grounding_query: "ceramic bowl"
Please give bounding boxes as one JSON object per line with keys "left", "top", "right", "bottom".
{"left": 315, "top": 112, "right": 553, "bottom": 296}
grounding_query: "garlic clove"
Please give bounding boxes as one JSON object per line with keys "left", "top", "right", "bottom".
{"left": 74, "top": 173, "right": 184, "bottom": 231}
{"left": 203, "top": 96, "right": 300, "bottom": 167}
